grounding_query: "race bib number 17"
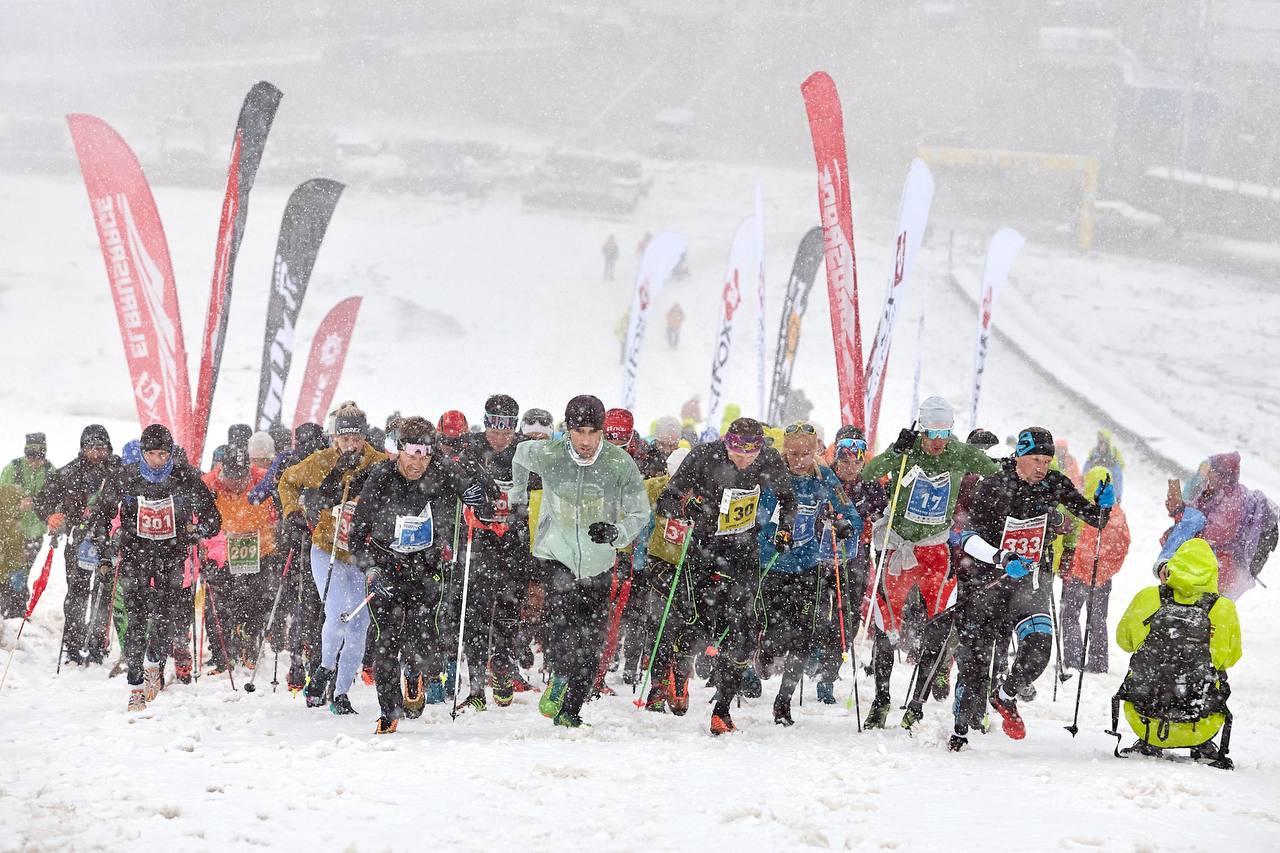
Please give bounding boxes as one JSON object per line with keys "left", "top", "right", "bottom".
{"left": 903, "top": 469, "right": 952, "bottom": 526}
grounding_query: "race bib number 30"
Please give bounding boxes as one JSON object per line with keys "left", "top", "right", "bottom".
{"left": 227, "top": 533, "right": 261, "bottom": 575}
{"left": 716, "top": 486, "right": 761, "bottom": 536}
{"left": 1001, "top": 515, "right": 1048, "bottom": 564}
{"left": 903, "top": 469, "right": 952, "bottom": 526}
{"left": 392, "top": 504, "right": 434, "bottom": 554}
{"left": 136, "top": 496, "right": 177, "bottom": 541}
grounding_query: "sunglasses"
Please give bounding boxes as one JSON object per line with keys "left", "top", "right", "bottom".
{"left": 399, "top": 442, "right": 432, "bottom": 458}
{"left": 484, "top": 413, "right": 519, "bottom": 431}
{"left": 724, "top": 434, "right": 763, "bottom": 454}
{"left": 835, "top": 437, "right": 867, "bottom": 461}
{"left": 522, "top": 412, "right": 553, "bottom": 427}
{"left": 784, "top": 422, "right": 816, "bottom": 436}
{"left": 923, "top": 428, "right": 952, "bottom": 440}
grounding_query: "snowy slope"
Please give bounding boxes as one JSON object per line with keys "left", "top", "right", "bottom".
{"left": 1, "top": 159, "right": 1278, "bottom": 852}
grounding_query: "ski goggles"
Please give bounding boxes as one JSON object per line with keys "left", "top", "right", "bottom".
{"left": 398, "top": 441, "right": 433, "bottom": 458}
{"left": 483, "top": 412, "right": 519, "bottom": 431}
{"left": 784, "top": 422, "right": 817, "bottom": 436}
{"left": 724, "top": 433, "right": 764, "bottom": 454}
{"left": 923, "top": 428, "right": 952, "bottom": 440}
{"left": 834, "top": 437, "right": 867, "bottom": 461}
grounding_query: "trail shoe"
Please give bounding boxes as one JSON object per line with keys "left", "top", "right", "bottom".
{"left": 425, "top": 676, "right": 446, "bottom": 705}
{"left": 948, "top": 734, "right": 968, "bottom": 752}
{"left": 64, "top": 648, "right": 87, "bottom": 667}
{"left": 287, "top": 662, "right": 305, "bottom": 693}
{"left": 773, "top": 697, "right": 795, "bottom": 727}
{"left": 304, "top": 666, "right": 333, "bottom": 708}
{"left": 491, "top": 672, "right": 515, "bottom": 708}
{"left": 900, "top": 703, "right": 925, "bottom": 732}
{"left": 374, "top": 716, "right": 399, "bottom": 735}
{"left": 553, "top": 710, "right": 587, "bottom": 729}
{"left": 361, "top": 664, "right": 375, "bottom": 686}
{"left": 864, "top": 696, "right": 891, "bottom": 729}
{"left": 173, "top": 649, "right": 193, "bottom": 684}
{"left": 539, "top": 675, "right": 568, "bottom": 718}
{"left": 329, "top": 693, "right": 357, "bottom": 715}
{"left": 456, "top": 692, "right": 487, "bottom": 714}
{"left": 403, "top": 675, "right": 426, "bottom": 719}
{"left": 989, "top": 689, "right": 1026, "bottom": 740}
{"left": 511, "top": 672, "right": 536, "bottom": 693}
{"left": 143, "top": 663, "right": 163, "bottom": 702}
{"left": 1120, "top": 739, "right": 1162, "bottom": 758}
{"left": 740, "top": 667, "right": 762, "bottom": 699}
{"left": 816, "top": 681, "right": 836, "bottom": 704}
{"left": 931, "top": 670, "right": 951, "bottom": 701}
{"left": 1018, "top": 683, "right": 1037, "bottom": 703}
{"left": 127, "top": 687, "right": 147, "bottom": 712}
{"left": 644, "top": 684, "right": 667, "bottom": 713}
{"left": 710, "top": 712, "right": 738, "bottom": 736}
{"left": 668, "top": 666, "right": 690, "bottom": 717}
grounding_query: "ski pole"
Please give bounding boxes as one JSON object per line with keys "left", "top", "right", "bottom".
{"left": 860, "top": 451, "right": 910, "bottom": 640}
{"left": 101, "top": 552, "right": 122, "bottom": 657}
{"left": 341, "top": 591, "right": 375, "bottom": 624}
{"left": 450, "top": 522, "right": 477, "bottom": 720}
{"left": 320, "top": 480, "right": 353, "bottom": 610}
{"left": 834, "top": 539, "right": 862, "bottom": 724}
{"left": 204, "top": 581, "right": 237, "bottom": 692}
{"left": 244, "top": 549, "right": 293, "bottom": 693}
{"left": 633, "top": 531, "right": 693, "bottom": 709}
{"left": 1066, "top": 492, "right": 1110, "bottom": 737}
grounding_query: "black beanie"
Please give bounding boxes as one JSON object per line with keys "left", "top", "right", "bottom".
{"left": 484, "top": 394, "right": 519, "bottom": 418}
{"left": 966, "top": 428, "right": 999, "bottom": 450}
{"left": 564, "top": 395, "right": 606, "bottom": 430}
{"left": 80, "top": 424, "right": 112, "bottom": 453}
{"left": 140, "top": 424, "right": 174, "bottom": 453}
{"left": 334, "top": 411, "right": 368, "bottom": 436}
{"left": 1014, "top": 426, "right": 1055, "bottom": 458}
{"left": 294, "top": 423, "right": 327, "bottom": 456}
{"left": 726, "top": 417, "right": 765, "bottom": 438}
{"left": 227, "top": 423, "right": 253, "bottom": 449}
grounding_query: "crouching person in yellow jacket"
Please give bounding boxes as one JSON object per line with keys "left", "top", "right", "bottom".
{"left": 1109, "top": 538, "right": 1241, "bottom": 769}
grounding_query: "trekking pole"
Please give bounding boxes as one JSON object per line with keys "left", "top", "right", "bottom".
{"left": 1065, "top": 490, "right": 1110, "bottom": 737}
{"left": 101, "top": 552, "right": 122, "bottom": 657}
{"left": 204, "top": 582, "right": 238, "bottom": 692}
{"left": 320, "top": 480, "right": 353, "bottom": 610}
{"left": 341, "top": 591, "right": 375, "bottom": 624}
{"left": 2, "top": 537, "right": 58, "bottom": 691}
{"left": 244, "top": 549, "right": 293, "bottom": 693}
{"left": 450, "top": 522, "right": 477, "bottom": 720}
{"left": 633, "top": 531, "right": 693, "bottom": 709}
{"left": 595, "top": 554, "right": 638, "bottom": 692}
{"left": 835, "top": 540, "right": 862, "bottom": 726}
{"left": 859, "top": 451, "right": 910, "bottom": 641}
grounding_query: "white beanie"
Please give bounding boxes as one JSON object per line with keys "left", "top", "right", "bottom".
{"left": 666, "top": 446, "right": 690, "bottom": 478}
{"left": 247, "top": 430, "right": 276, "bottom": 459}
{"left": 918, "top": 396, "right": 955, "bottom": 430}
{"left": 654, "top": 416, "right": 682, "bottom": 443}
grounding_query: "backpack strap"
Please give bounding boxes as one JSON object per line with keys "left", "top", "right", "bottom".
{"left": 1197, "top": 592, "right": 1219, "bottom": 615}
{"left": 1143, "top": 584, "right": 1175, "bottom": 626}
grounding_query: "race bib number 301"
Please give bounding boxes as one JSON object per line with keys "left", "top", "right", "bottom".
{"left": 1001, "top": 515, "right": 1048, "bottom": 564}
{"left": 136, "top": 496, "right": 177, "bottom": 541}
{"left": 903, "top": 469, "right": 952, "bottom": 526}
{"left": 716, "top": 486, "right": 761, "bottom": 536}
{"left": 227, "top": 533, "right": 261, "bottom": 575}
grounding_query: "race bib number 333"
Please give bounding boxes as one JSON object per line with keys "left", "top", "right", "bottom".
{"left": 1000, "top": 514, "right": 1048, "bottom": 564}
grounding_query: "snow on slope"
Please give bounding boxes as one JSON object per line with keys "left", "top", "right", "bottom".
{"left": 1, "top": 161, "right": 1277, "bottom": 852}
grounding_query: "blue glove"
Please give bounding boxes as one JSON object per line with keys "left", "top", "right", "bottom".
{"left": 1095, "top": 479, "right": 1116, "bottom": 509}
{"left": 998, "top": 550, "right": 1032, "bottom": 579}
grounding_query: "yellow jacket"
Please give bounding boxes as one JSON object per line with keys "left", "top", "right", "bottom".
{"left": 278, "top": 444, "right": 386, "bottom": 560}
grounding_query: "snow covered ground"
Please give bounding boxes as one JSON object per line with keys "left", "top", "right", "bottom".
{"left": 1, "top": 151, "right": 1277, "bottom": 851}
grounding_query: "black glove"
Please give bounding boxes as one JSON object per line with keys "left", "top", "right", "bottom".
{"left": 287, "top": 509, "right": 316, "bottom": 537}
{"left": 832, "top": 516, "right": 855, "bottom": 540}
{"left": 891, "top": 428, "right": 917, "bottom": 455}
{"left": 334, "top": 450, "right": 363, "bottom": 473}
{"left": 773, "top": 529, "right": 792, "bottom": 554}
{"left": 588, "top": 522, "right": 619, "bottom": 545}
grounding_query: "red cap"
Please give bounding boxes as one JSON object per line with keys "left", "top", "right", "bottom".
{"left": 603, "top": 407, "right": 634, "bottom": 444}
{"left": 438, "top": 410, "right": 469, "bottom": 438}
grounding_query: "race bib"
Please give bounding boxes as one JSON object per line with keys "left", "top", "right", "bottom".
{"left": 1001, "top": 514, "right": 1048, "bottom": 564}
{"left": 392, "top": 504, "right": 434, "bottom": 554}
{"left": 76, "top": 537, "right": 99, "bottom": 572}
{"left": 227, "top": 532, "right": 261, "bottom": 575}
{"left": 903, "top": 469, "right": 952, "bottom": 526}
{"left": 716, "top": 486, "right": 761, "bottom": 536}
{"left": 136, "top": 495, "right": 176, "bottom": 541}
{"left": 332, "top": 500, "right": 357, "bottom": 552}
{"left": 647, "top": 515, "right": 691, "bottom": 565}
{"left": 792, "top": 502, "right": 819, "bottom": 547}
{"left": 492, "top": 478, "right": 514, "bottom": 521}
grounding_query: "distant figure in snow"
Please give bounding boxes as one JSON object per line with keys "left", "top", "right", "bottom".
{"left": 666, "top": 302, "right": 684, "bottom": 348}
{"left": 1084, "top": 429, "right": 1125, "bottom": 503}
{"left": 602, "top": 234, "right": 619, "bottom": 281}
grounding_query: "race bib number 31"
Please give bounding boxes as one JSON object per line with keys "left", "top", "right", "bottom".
{"left": 227, "top": 533, "right": 261, "bottom": 575}
{"left": 903, "top": 469, "right": 952, "bottom": 526}
{"left": 1001, "top": 515, "right": 1048, "bottom": 564}
{"left": 136, "top": 496, "right": 177, "bottom": 541}
{"left": 717, "top": 486, "right": 761, "bottom": 536}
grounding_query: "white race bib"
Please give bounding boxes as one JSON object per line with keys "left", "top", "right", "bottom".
{"left": 391, "top": 503, "right": 434, "bottom": 554}
{"left": 332, "top": 500, "right": 357, "bottom": 552}
{"left": 903, "top": 468, "right": 952, "bottom": 526}
{"left": 136, "top": 496, "right": 177, "bottom": 541}
{"left": 1001, "top": 514, "right": 1048, "bottom": 564}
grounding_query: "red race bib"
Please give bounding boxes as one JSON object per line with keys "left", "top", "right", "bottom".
{"left": 136, "top": 496, "right": 177, "bottom": 541}
{"left": 1000, "top": 514, "right": 1048, "bottom": 564}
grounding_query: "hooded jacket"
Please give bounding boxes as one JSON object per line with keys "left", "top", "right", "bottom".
{"left": 1116, "top": 538, "right": 1241, "bottom": 747}
{"left": 34, "top": 452, "right": 122, "bottom": 548}
{"left": 278, "top": 443, "right": 386, "bottom": 561}
{"left": 1065, "top": 465, "right": 1131, "bottom": 586}
{"left": 202, "top": 465, "right": 277, "bottom": 565}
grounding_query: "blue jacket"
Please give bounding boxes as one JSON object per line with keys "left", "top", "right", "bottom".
{"left": 759, "top": 465, "right": 860, "bottom": 574}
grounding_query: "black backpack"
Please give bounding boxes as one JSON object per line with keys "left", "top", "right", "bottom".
{"left": 1117, "top": 585, "right": 1228, "bottom": 725}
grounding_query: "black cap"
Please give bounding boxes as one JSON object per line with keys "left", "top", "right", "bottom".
{"left": 966, "top": 428, "right": 999, "bottom": 450}
{"left": 1014, "top": 427, "right": 1055, "bottom": 458}
{"left": 268, "top": 424, "right": 293, "bottom": 453}
{"left": 24, "top": 432, "right": 47, "bottom": 457}
{"left": 726, "top": 417, "right": 764, "bottom": 438}
{"left": 140, "top": 424, "right": 174, "bottom": 453}
{"left": 221, "top": 444, "right": 250, "bottom": 478}
{"left": 334, "top": 412, "right": 368, "bottom": 436}
{"left": 227, "top": 423, "right": 253, "bottom": 449}
{"left": 80, "top": 424, "right": 112, "bottom": 452}
{"left": 834, "top": 424, "right": 865, "bottom": 443}
{"left": 564, "top": 395, "right": 605, "bottom": 430}
{"left": 295, "top": 423, "right": 327, "bottom": 456}
{"left": 484, "top": 393, "right": 519, "bottom": 418}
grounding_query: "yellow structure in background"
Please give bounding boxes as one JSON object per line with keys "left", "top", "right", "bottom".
{"left": 917, "top": 145, "right": 1100, "bottom": 251}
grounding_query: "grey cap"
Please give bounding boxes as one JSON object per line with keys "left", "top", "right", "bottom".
{"left": 918, "top": 396, "right": 955, "bottom": 430}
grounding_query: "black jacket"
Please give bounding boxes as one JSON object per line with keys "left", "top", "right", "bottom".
{"left": 964, "top": 460, "right": 1106, "bottom": 579}
{"left": 34, "top": 453, "right": 122, "bottom": 544}
{"left": 349, "top": 457, "right": 496, "bottom": 576}
{"left": 94, "top": 460, "right": 221, "bottom": 560}
{"left": 656, "top": 441, "right": 797, "bottom": 552}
